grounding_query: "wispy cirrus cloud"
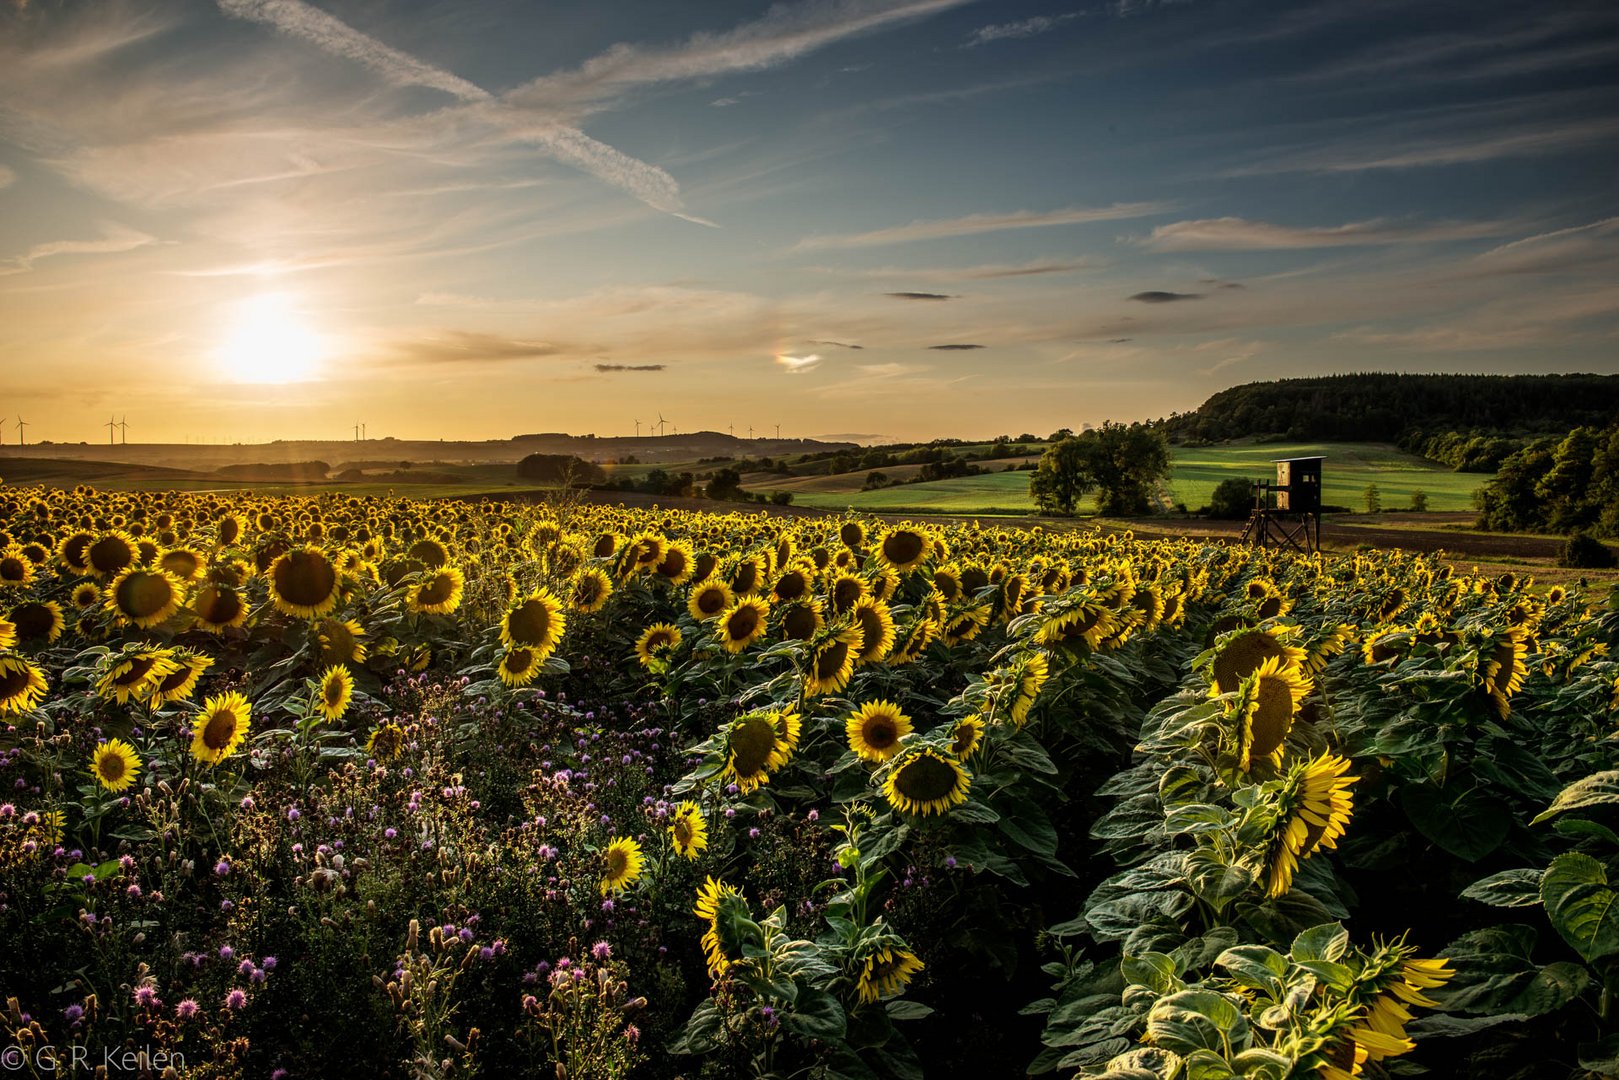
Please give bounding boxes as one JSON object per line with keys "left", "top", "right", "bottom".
{"left": 505, "top": 0, "right": 976, "bottom": 118}
{"left": 1470, "top": 217, "right": 1619, "bottom": 275}
{"left": 807, "top": 339, "right": 865, "bottom": 349}
{"left": 387, "top": 331, "right": 573, "bottom": 365}
{"left": 794, "top": 202, "right": 1171, "bottom": 250}
{"left": 805, "top": 257, "right": 1104, "bottom": 281}
{"left": 965, "top": 13, "right": 1080, "bottom": 47}
{"left": 927, "top": 342, "right": 985, "bottom": 350}
{"left": 1138, "top": 216, "right": 1512, "bottom": 251}
{"left": 595, "top": 363, "right": 665, "bottom": 372}
{"left": 0, "top": 222, "right": 157, "bottom": 276}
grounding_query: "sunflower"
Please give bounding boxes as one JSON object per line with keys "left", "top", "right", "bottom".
{"left": 635, "top": 623, "right": 683, "bottom": 669}
{"left": 367, "top": 721, "right": 406, "bottom": 759}
{"left": 70, "top": 581, "right": 102, "bottom": 609}
{"left": 58, "top": 531, "right": 96, "bottom": 576}
{"left": 0, "top": 653, "right": 49, "bottom": 716}
{"left": 7, "top": 600, "right": 64, "bottom": 644}
{"left": 0, "top": 546, "right": 33, "bottom": 587}
{"left": 730, "top": 555, "right": 764, "bottom": 596}
{"left": 406, "top": 536, "right": 451, "bottom": 569}
{"left": 771, "top": 563, "right": 814, "bottom": 605}
{"left": 1304, "top": 623, "right": 1356, "bottom": 675}
{"left": 1234, "top": 656, "right": 1310, "bottom": 772}
{"left": 846, "top": 700, "right": 912, "bottom": 763}
{"left": 407, "top": 566, "right": 464, "bottom": 615}
{"left": 851, "top": 599, "right": 895, "bottom": 665}
{"left": 855, "top": 944, "right": 924, "bottom": 1005}
{"left": 91, "top": 739, "right": 141, "bottom": 793}
{"left": 804, "top": 623, "right": 863, "bottom": 697}
{"left": 939, "top": 601, "right": 991, "bottom": 646}
{"left": 723, "top": 712, "right": 789, "bottom": 794}
{"left": 654, "top": 542, "right": 694, "bottom": 585}
{"left": 773, "top": 710, "right": 803, "bottom": 755}
{"left": 599, "top": 836, "right": 645, "bottom": 895}
{"left": 1033, "top": 601, "right": 1114, "bottom": 652}
{"left": 694, "top": 876, "right": 746, "bottom": 979}
{"left": 780, "top": 600, "right": 825, "bottom": 642}
{"left": 876, "top": 527, "right": 931, "bottom": 572}
{"left": 96, "top": 648, "right": 180, "bottom": 705}
{"left": 190, "top": 691, "right": 252, "bottom": 766}
{"left": 85, "top": 530, "right": 138, "bottom": 579}
{"left": 949, "top": 715, "right": 985, "bottom": 759}
{"left": 103, "top": 566, "right": 183, "bottom": 629}
{"left": 148, "top": 648, "right": 213, "bottom": 707}
{"left": 1479, "top": 627, "right": 1528, "bottom": 719}
{"left": 716, "top": 597, "right": 770, "bottom": 654}
{"left": 191, "top": 584, "right": 249, "bottom": 634}
{"left": 888, "top": 618, "right": 938, "bottom": 666}
{"left": 570, "top": 568, "right": 613, "bottom": 614}
{"left": 829, "top": 573, "right": 867, "bottom": 615}
{"left": 268, "top": 546, "right": 341, "bottom": 619}
{"left": 316, "top": 665, "right": 354, "bottom": 722}
{"left": 157, "top": 547, "right": 207, "bottom": 584}
{"left": 998, "top": 652, "right": 1050, "bottom": 727}
{"left": 502, "top": 591, "right": 567, "bottom": 664}
{"left": 669, "top": 801, "right": 708, "bottom": 859}
{"left": 497, "top": 646, "right": 544, "bottom": 687}
{"left": 1209, "top": 627, "right": 1308, "bottom": 696}
{"left": 1262, "top": 752, "right": 1357, "bottom": 898}
{"left": 840, "top": 520, "right": 867, "bottom": 549}
{"left": 883, "top": 748, "right": 971, "bottom": 816}
{"left": 317, "top": 617, "right": 368, "bottom": 665}
{"left": 688, "top": 580, "right": 734, "bottom": 622}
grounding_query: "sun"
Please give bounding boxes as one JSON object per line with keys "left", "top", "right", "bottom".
{"left": 217, "top": 293, "right": 326, "bottom": 383}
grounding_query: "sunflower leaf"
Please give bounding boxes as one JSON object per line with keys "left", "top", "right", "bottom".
{"left": 1461, "top": 868, "right": 1545, "bottom": 908}
{"left": 1541, "top": 852, "right": 1619, "bottom": 964}
{"left": 1533, "top": 771, "right": 1619, "bottom": 826}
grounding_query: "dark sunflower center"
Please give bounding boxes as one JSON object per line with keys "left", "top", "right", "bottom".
{"left": 783, "top": 605, "right": 818, "bottom": 640}
{"left": 833, "top": 579, "right": 863, "bottom": 612}
{"left": 202, "top": 711, "right": 239, "bottom": 751}
{"left": 726, "top": 606, "right": 760, "bottom": 639}
{"left": 117, "top": 572, "right": 174, "bottom": 618}
{"left": 880, "top": 531, "right": 919, "bottom": 566}
{"left": 0, "top": 557, "right": 26, "bottom": 581}
{"left": 0, "top": 666, "right": 31, "bottom": 697}
{"left": 506, "top": 648, "right": 537, "bottom": 674}
{"left": 672, "top": 818, "right": 694, "bottom": 844}
{"left": 605, "top": 847, "right": 628, "bottom": 875}
{"left": 657, "top": 550, "right": 687, "bottom": 578}
{"left": 860, "top": 715, "right": 899, "bottom": 750}
{"left": 324, "top": 679, "right": 345, "bottom": 706}
{"left": 775, "top": 572, "right": 808, "bottom": 601}
{"left": 274, "top": 551, "right": 337, "bottom": 607}
{"left": 408, "top": 540, "right": 449, "bottom": 568}
{"left": 416, "top": 574, "right": 456, "bottom": 606}
{"left": 98, "top": 753, "right": 127, "bottom": 782}
{"left": 88, "top": 536, "right": 135, "bottom": 575}
{"left": 114, "top": 657, "right": 157, "bottom": 687}
{"left": 895, "top": 754, "right": 959, "bottom": 801}
{"left": 733, "top": 563, "right": 759, "bottom": 594}
{"left": 697, "top": 588, "right": 729, "bottom": 616}
{"left": 952, "top": 724, "right": 976, "bottom": 755}
{"left": 729, "top": 717, "right": 778, "bottom": 775}
{"left": 815, "top": 639, "right": 852, "bottom": 679}
{"left": 198, "top": 588, "right": 243, "bottom": 624}
{"left": 11, "top": 603, "right": 56, "bottom": 639}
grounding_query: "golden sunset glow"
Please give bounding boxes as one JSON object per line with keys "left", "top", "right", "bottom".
{"left": 216, "top": 294, "right": 325, "bottom": 384}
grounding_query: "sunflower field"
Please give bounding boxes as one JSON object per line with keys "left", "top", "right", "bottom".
{"left": 1, "top": 483, "right": 1618, "bottom": 1080}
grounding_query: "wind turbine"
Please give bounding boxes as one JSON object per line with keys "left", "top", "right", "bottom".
{"left": 15, "top": 416, "right": 27, "bottom": 446}
{"left": 106, "top": 415, "right": 117, "bottom": 445}
{"left": 0, "top": 418, "right": 6, "bottom": 443}
{"left": 634, "top": 419, "right": 641, "bottom": 438}
{"left": 748, "top": 425, "right": 754, "bottom": 440}
{"left": 118, "top": 416, "right": 129, "bottom": 445}
{"left": 775, "top": 423, "right": 781, "bottom": 440}
{"left": 656, "top": 413, "right": 667, "bottom": 437}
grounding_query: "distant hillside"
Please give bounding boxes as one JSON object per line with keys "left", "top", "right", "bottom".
{"left": 1164, "top": 373, "right": 1619, "bottom": 444}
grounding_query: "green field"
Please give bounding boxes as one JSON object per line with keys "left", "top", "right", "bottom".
{"left": 1164, "top": 441, "right": 1484, "bottom": 513}
{"left": 763, "top": 441, "right": 1487, "bottom": 516}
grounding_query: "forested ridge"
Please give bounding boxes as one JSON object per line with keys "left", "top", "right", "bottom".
{"left": 1163, "top": 373, "right": 1619, "bottom": 444}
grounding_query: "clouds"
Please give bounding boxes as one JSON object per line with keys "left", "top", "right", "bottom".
{"left": 794, "top": 203, "right": 1171, "bottom": 250}
{"left": 965, "top": 13, "right": 1080, "bottom": 47}
{"left": 0, "top": 222, "right": 158, "bottom": 276}
{"left": 1129, "top": 290, "right": 1201, "bottom": 303}
{"left": 776, "top": 353, "right": 823, "bottom": 374}
{"left": 927, "top": 343, "right": 985, "bottom": 350}
{"left": 387, "top": 331, "right": 570, "bottom": 365}
{"left": 885, "top": 291, "right": 955, "bottom": 300}
{"left": 0, "top": 165, "right": 13, "bottom": 189}
{"left": 595, "top": 363, "right": 665, "bottom": 372}
{"left": 1138, "top": 216, "right": 1511, "bottom": 251}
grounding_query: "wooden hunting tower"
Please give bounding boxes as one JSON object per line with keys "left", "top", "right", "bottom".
{"left": 1240, "top": 456, "right": 1324, "bottom": 552}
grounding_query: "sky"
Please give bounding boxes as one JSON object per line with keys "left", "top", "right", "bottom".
{"left": 2, "top": 0, "right": 1617, "bottom": 445}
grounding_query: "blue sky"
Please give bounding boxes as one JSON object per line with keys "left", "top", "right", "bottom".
{"left": 2, "top": 0, "right": 1617, "bottom": 443}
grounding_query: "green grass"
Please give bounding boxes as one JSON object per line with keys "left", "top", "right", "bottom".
{"left": 785, "top": 472, "right": 1047, "bottom": 513}
{"left": 1166, "top": 441, "right": 1486, "bottom": 513}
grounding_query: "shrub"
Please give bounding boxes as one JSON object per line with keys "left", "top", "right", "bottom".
{"left": 1560, "top": 531, "right": 1617, "bottom": 569}
{"left": 1207, "top": 477, "right": 1254, "bottom": 519}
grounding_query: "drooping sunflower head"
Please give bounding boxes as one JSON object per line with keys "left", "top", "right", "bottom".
{"left": 85, "top": 530, "right": 138, "bottom": 579}
{"left": 95, "top": 647, "right": 180, "bottom": 705}
{"left": 1232, "top": 655, "right": 1311, "bottom": 773}
{"left": 157, "top": 547, "right": 208, "bottom": 585}
{"left": 1033, "top": 598, "right": 1114, "bottom": 653}
{"left": 1261, "top": 752, "right": 1357, "bottom": 898}
{"left": 889, "top": 617, "right": 938, "bottom": 666}
{"left": 317, "top": 617, "right": 368, "bottom": 665}
{"left": 780, "top": 599, "right": 826, "bottom": 642}
{"left": 851, "top": 599, "right": 895, "bottom": 665}
{"left": 1478, "top": 626, "right": 1528, "bottom": 719}
{"left": 804, "top": 622, "right": 863, "bottom": 697}
{"left": 854, "top": 943, "right": 924, "bottom": 1005}
{"left": 668, "top": 801, "right": 708, "bottom": 859}
{"left": 104, "top": 566, "right": 184, "bottom": 629}
{"left": 883, "top": 748, "right": 971, "bottom": 817}
{"left": 91, "top": 738, "right": 142, "bottom": 793}
{"left": 723, "top": 712, "right": 789, "bottom": 794}
{"left": 694, "top": 876, "right": 748, "bottom": 979}
{"left": 635, "top": 623, "right": 683, "bottom": 669}
{"left": 268, "top": 546, "right": 341, "bottom": 620}
{"left": 316, "top": 665, "right": 354, "bottom": 722}
{"left": 148, "top": 648, "right": 213, "bottom": 707}
{"left": 190, "top": 691, "right": 252, "bottom": 766}
{"left": 846, "top": 700, "right": 912, "bottom": 763}
{"left": 191, "top": 584, "right": 248, "bottom": 634}
{"left": 406, "top": 536, "right": 451, "bottom": 569}
{"left": 716, "top": 597, "right": 770, "bottom": 654}
{"left": 0, "top": 653, "right": 49, "bottom": 716}
{"left": 599, "top": 836, "right": 645, "bottom": 895}
{"left": 949, "top": 715, "right": 985, "bottom": 759}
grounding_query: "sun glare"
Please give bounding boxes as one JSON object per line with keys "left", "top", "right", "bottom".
{"left": 217, "top": 293, "right": 325, "bottom": 384}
